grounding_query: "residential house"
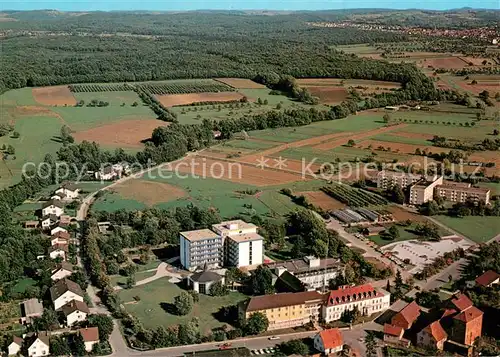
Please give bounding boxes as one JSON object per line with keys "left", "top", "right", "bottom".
{"left": 20, "top": 298, "right": 43, "bottom": 325}
{"left": 51, "top": 262, "right": 74, "bottom": 281}
{"left": 50, "top": 226, "right": 68, "bottom": 236}
{"left": 51, "top": 192, "right": 67, "bottom": 201}
{"left": 441, "top": 294, "right": 484, "bottom": 347}
{"left": 391, "top": 301, "right": 421, "bottom": 329}
{"left": 241, "top": 290, "right": 324, "bottom": 331}
{"left": 41, "top": 200, "right": 64, "bottom": 217}
{"left": 79, "top": 327, "right": 100, "bottom": 352}
{"left": 61, "top": 300, "right": 89, "bottom": 326}
{"left": 8, "top": 336, "right": 23, "bottom": 356}
{"left": 95, "top": 163, "right": 128, "bottom": 181}
{"left": 187, "top": 266, "right": 224, "bottom": 294}
{"left": 24, "top": 221, "right": 39, "bottom": 230}
{"left": 50, "top": 278, "right": 84, "bottom": 310}
{"left": 313, "top": 328, "right": 343, "bottom": 355}
{"left": 54, "top": 184, "right": 80, "bottom": 200}
{"left": 383, "top": 324, "right": 405, "bottom": 344}
{"left": 322, "top": 284, "right": 391, "bottom": 323}
{"left": 475, "top": 270, "right": 499, "bottom": 288}
{"left": 51, "top": 231, "right": 70, "bottom": 246}
{"left": 26, "top": 332, "right": 50, "bottom": 357}
{"left": 417, "top": 321, "right": 447, "bottom": 351}
{"left": 48, "top": 244, "right": 68, "bottom": 261}
{"left": 180, "top": 229, "right": 223, "bottom": 271}
{"left": 40, "top": 214, "right": 58, "bottom": 230}
{"left": 266, "top": 256, "right": 343, "bottom": 290}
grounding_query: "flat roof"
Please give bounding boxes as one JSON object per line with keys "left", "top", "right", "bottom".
{"left": 229, "top": 232, "right": 264, "bottom": 243}
{"left": 438, "top": 185, "right": 490, "bottom": 194}
{"left": 212, "top": 220, "right": 257, "bottom": 232}
{"left": 180, "top": 229, "right": 220, "bottom": 242}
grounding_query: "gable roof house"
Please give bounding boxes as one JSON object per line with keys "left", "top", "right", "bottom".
{"left": 8, "top": 336, "right": 23, "bottom": 356}
{"left": 51, "top": 231, "right": 70, "bottom": 246}
{"left": 20, "top": 298, "right": 44, "bottom": 325}
{"left": 60, "top": 300, "right": 90, "bottom": 326}
{"left": 55, "top": 183, "right": 80, "bottom": 199}
{"left": 40, "top": 214, "right": 58, "bottom": 230}
{"left": 48, "top": 244, "right": 68, "bottom": 261}
{"left": 41, "top": 200, "right": 64, "bottom": 218}
{"left": 50, "top": 225, "right": 68, "bottom": 236}
{"left": 314, "top": 328, "right": 344, "bottom": 354}
{"left": 391, "top": 301, "right": 421, "bottom": 330}
{"left": 50, "top": 278, "right": 84, "bottom": 310}
{"left": 475, "top": 270, "right": 500, "bottom": 287}
{"left": 51, "top": 262, "right": 74, "bottom": 281}
{"left": 79, "top": 327, "right": 100, "bottom": 352}
{"left": 417, "top": 321, "right": 447, "bottom": 351}
{"left": 26, "top": 331, "right": 50, "bottom": 357}
{"left": 383, "top": 323, "right": 405, "bottom": 343}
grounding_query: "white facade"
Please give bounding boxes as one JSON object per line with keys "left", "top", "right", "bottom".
{"left": 50, "top": 227, "right": 68, "bottom": 236}
{"left": 55, "top": 187, "right": 79, "bottom": 199}
{"left": 41, "top": 205, "right": 64, "bottom": 217}
{"left": 51, "top": 236, "right": 69, "bottom": 246}
{"left": 179, "top": 229, "right": 223, "bottom": 271}
{"left": 376, "top": 171, "right": 421, "bottom": 190}
{"left": 322, "top": 285, "right": 391, "bottom": 323}
{"left": 49, "top": 249, "right": 66, "bottom": 261}
{"left": 84, "top": 340, "right": 98, "bottom": 352}
{"left": 51, "top": 268, "right": 72, "bottom": 281}
{"left": 8, "top": 342, "right": 21, "bottom": 356}
{"left": 66, "top": 309, "right": 88, "bottom": 326}
{"left": 313, "top": 333, "right": 343, "bottom": 354}
{"left": 27, "top": 339, "right": 49, "bottom": 357}
{"left": 53, "top": 291, "right": 83, "bottom": 310}
{"left": 226, "top": 237, "right": 263, "bottom": 267}
{"left": 41, "top": 218, "right": 52, "bottom": 229}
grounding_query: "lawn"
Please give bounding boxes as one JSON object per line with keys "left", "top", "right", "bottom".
{"left": 109, "top": 270, "right": 156, "bottom": 287}
{"left": 11, "top": 278, "right": 36, "bottom": 294}
{"left": 72, "top": 91, "right": 144, "bottom": 106}
{"left": 433, "top": 215, "right": 500, "bottom": 243}
{"left": 118, "top": 278, "right": 248, "bottom": 333}
{"left": 371, "top": 134, "right": 432, "bottom": 146}
{"left": 479, "top": 182, "right": 500, "bottom": 196}
{"left": 367, "top": 222, "right": 451, "bottom": 247}
{"left": 223, "top": 139, "right": 278, "bottom": 151}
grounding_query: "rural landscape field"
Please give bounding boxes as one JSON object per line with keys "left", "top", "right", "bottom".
{"left": 0, "top": 8, "right": 499, "bottom": 357}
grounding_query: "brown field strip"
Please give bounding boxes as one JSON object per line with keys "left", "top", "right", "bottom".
{"left": 113, "top": 180, "right": 187, "bottom": 205}
{"left": 298, "top": 191, "right": 346, "bottom": 210}
{"left": 156, "top": 92, "right": 247, "bottom": 107}
{"left": 215, "top": 78, "right": 266, "bottom": 89}
{"left": 32, "top": 86, "right": 77, "bottom": 106}
{"left": 312, "top": 124, "right": 407, "bottom": 150}
{"left": 423, "top": 57, "right": 469, "bottom": 69}
{"left": 306, "top": 87, "right": 349, "bottom": 104}
{"left": 73, "top": 119, "right": 168, "bottom": 148}
{"left": 358, "top": 139, "right": 450, "bottom": 155}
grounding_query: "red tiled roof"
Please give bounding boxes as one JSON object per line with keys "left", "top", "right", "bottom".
{"left": 451, "top": 294, "right": 473, "bottom": 312}
{"left": 475, "top": 270, "right": 500, "bottom": 287}
{"left": 245, "top": 291, "right": 324, "bottom": 312}
{"left": 441, "top": 308, "right": 457, "bottom": 319}
{"left": 384, "top": 324, "right": 404, "bottom": 337}
{"left": 319, "top": 328, "right": 343, "bottom": 349}
{"left": 79, "top": 327, "right": 99, "bottom": 342}
{"left": 424, "top": 321, "right": 447, "bottom": 342}
{"left": 394, "top": 301, "right": 421, "bottom": 326}
{"left": 453, "top": 306, "right": 483, "bottom": 323}
{"left": 325, "top": 284, "right": 383, "bottom": 306}
{"left": 52, "top": 231, "right": 70, "bottom": 239}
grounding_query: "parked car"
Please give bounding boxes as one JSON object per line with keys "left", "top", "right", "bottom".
{"left": 219, "top": 343, "right": 232, "bottom": 350}
{"left": 268, "top": 336, "right": 280, "bottom": 340}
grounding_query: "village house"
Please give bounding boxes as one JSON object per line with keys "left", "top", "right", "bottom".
{"left": 26, "top": 332, "right": 50, "bottom": 357}
{"left": 383, "top": 323, "right": 405, "bottom": 344}
{"left": 95, "top": 163, "right": 128, "bottom": 181}
{"left": 40, "top": 214, "right": 58, "bottom": 230}
{"left": 24, "top": 220, "right": 39, "bottom": 230}
{"left": 322, "top": 284, "right": 391, "bottom": 322}
{"left": 54, "top": 183, "right": 80, "bottom": 200}
{"left": 41, "top": 200, "right": 64, "bottom": 217}
{"left": 313, "top": 328, "right": 344, "bottom": 355}
{"left": 50, "top": 225, "right": 68, "bottom": 236}
{"left": 79, "top": 327, "right": 100, "bottom": 352}
{"left": 51, "top": 231, "right": 70, "bottom": 246}
{"left": 8, "top": 336, "right": 23, "bottom": 356}
{"left": 391, "top": 301, "right": 421, "bottom": 329}
{"left": 417, "top": 321, "right": 447, "bottom": 351}
{"left": 50, "top": 278, "right": 84, "bottom": 310}
{"left": 475, "top": 270, "right": 499, "bottom": 288}
{"left": 20, "top": 298, "right": 43, "bottom": 325}
{"left": 61, "top": 300, "right": 90, "bottom": 326}
{"left": 48, "top": 244, "right": 68, "bottom": 261}
{"left": 448, "top": 295, "right": 483, "bottom": 346}
{"left": 51, "top": 262, "right": 74, "bottom": 281}
{"left": 51, "top": 192, "right": 67, "bottom": 201}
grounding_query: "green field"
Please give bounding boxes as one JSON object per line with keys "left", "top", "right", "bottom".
{"left": 433, "top": 216, "right": 499, "bottom": 243}
{"left": 118, "top": 277, "right": 248, "bottom": 333}
{"left": 109, "top": 270, "right": 156, "bottom": 287}
{"left": 72, "top": 91, "right": 144, "bottom": 106}
{"left": 371, "top": 134, "right": 432, "bottom": 146}
{"left": 223, "top": 139, "right": 278, "bottom": 151}
{"left": 479, "top": 182, "right": 500, "bottom": 196}
{"left": 367, "top": 223, "right": 451, "bottom": 247}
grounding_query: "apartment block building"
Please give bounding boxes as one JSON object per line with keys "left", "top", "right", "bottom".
{"left": 376, "top": 171, "right": 422, "bottom": 190}
{"left": 242, "top": 291, "right": 325, "bottom": 331}
{"left": 322, "top": 284, "right": 391, "bottom": 322}
{"left": 409, "top": 176, "right": 444, "bottom": 205}
{"left": 212, "top": 220, "right": 264, "bottom": 268}
{"left": 179, "top": 229, "right": 223, "bottom": 271}
{"left": 435, "top": 183, "right": 490, "bottom": 205}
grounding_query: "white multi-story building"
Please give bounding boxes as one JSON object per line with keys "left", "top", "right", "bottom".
{"left": 322, "top": 284, "right": 391, "bottom": 322}
{"left": 180, "top": 229, "right": 223, "bottom": 271}
{"left": 212, "top": 220, "right": 263, "bottom": 268}
{"left": 266, "top": 256, "right": 343, "bottom": 290}
{"left": 376, "top": 171, "right": 422, "bottom": 190}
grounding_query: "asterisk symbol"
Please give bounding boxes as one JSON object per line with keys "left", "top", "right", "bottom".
{"left": 256, "top": 156, "right": 269, "bottom": 170}
{"left": 273, "top": 156, "right": 288, "bottom": 169}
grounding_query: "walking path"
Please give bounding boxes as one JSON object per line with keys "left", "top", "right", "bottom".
{"left": 113, "top": 262, "right": 183, "bottom": 291}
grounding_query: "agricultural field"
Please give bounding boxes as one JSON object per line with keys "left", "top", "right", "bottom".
{"left": 156, "top": 92, "right": 246, "bottom": 107}
{"left": 118, "top": 277, "right": 248, "bottom": 333}
{"left": 69, "top": 83, "right": 131, "bottom": 92}
{"left": 135, "top": 79, "right": 233, "bottom": 95}
{"left": 321, "top": 184, "right": 388, "bottom": 207}
{"left": 215, "top": 78, "right": 266, "bottom": 89}
{"left": 433, "top": 216, "right": 500, "bottom": 243}
{"left": 32, "top": 85, "right": 76, "bottom": 106}
{"left": 72, "top": 91, "right": 144, "bottom": 106}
